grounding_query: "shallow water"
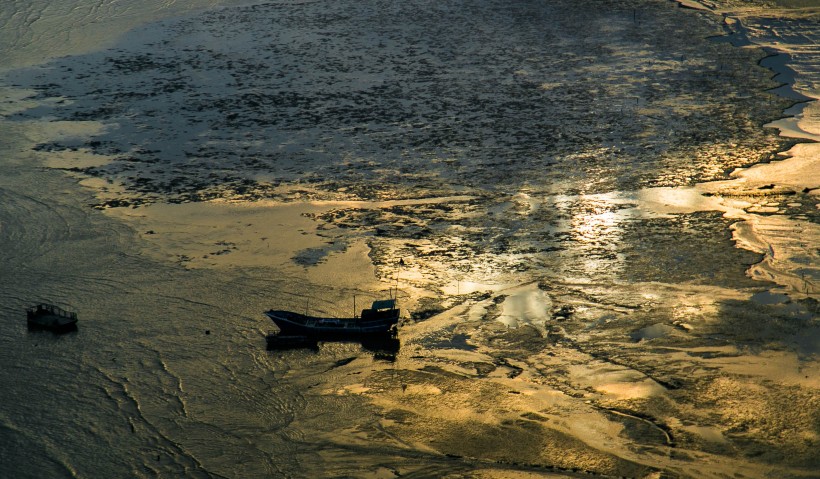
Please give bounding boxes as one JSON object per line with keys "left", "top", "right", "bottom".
{"left": 1, "top": 0, "right": 818, "bottom": 477}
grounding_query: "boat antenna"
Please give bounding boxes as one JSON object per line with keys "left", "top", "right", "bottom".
{"left": 353, "top": 294, "right": 357, "bottom": 319}
{"left": 394, "top": 258, "right": 405, "bottom": 300}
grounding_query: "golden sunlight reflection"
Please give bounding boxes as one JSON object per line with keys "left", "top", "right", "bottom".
{"left": 557, "top": 194, "right": 628, "bottom": 280}
{"left": 442, "top": 279, "right": 509, "bottom": 296}
{"left": 635, "top": 186, "right": 729, "bottom": 216}
{"left": 572, "top": 208, "right": 621, "bottom": 244}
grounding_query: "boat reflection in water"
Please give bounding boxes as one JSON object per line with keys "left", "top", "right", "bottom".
{"left": 265, "top": 331, "right": 400, "bottom": 359}
{"left": 265, "top": 298, "right": 401, "bottom": 359}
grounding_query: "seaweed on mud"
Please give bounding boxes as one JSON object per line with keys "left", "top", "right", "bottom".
{"left": 409, "top": 308, "right": 444, "bottom": 322}
{"left": 486, "top": 325, "right": 549, "bottom": 353}
{"left": 424, "top": 331, "right": 477, "bottom": 352}
{"left": 6, "top": 0, "right": 791, "bottom": 208}
{"left": 292, "top": 242, "right": 347, "bottom": 266}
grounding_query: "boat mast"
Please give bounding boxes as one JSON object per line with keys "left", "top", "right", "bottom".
{"left": 394, "top": 257, "right": 405, "bottom": 301}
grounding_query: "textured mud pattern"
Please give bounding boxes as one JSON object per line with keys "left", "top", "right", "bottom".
{"left": 7, "top": 0, "right": 789, "bottom": 208}
{"left": 0, "top": 0, "right": 818, "bottom": 477}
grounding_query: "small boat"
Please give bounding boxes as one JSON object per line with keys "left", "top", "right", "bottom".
{"left": 26, "top": 303, "right": 78, "bottom": 332}
{"left": 265, "top": 298, "right": 400, "bottom": 336}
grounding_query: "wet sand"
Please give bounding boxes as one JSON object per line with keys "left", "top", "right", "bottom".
{"left": 1, "top": 0, "right": 818, "bottom": 477}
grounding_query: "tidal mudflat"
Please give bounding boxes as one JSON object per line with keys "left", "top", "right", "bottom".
{"left": 0, "top": 0, "right": 817, "bottom": 477}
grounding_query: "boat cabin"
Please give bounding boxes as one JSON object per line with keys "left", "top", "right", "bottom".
{"left": 27, "top": 303, "right": 77, "bottom": 320}
{"left": 360, "top": 299, "right": 398, "bottom": 321}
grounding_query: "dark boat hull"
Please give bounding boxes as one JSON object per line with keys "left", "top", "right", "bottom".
{"left": 27, "top": 317, "right": 78, "bottom": 332}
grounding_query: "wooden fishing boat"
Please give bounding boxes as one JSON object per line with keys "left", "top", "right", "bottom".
{"left": 265, "top": 299, "right": 400, "bottom": 336}
{"left": 26, "top": 303, "right": 78, "bottom": 332}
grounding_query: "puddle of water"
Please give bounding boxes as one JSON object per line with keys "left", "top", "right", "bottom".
{"left": 630, "top": 323, "right": 677, "bottom": 342}
{"left": 496, "top": 284, "right": 552, "bottom": 331}
{"left": 750, "top": 290, "right": 791, "bottom": 305}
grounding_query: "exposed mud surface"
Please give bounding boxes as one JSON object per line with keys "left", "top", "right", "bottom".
{"left": 8, "top": 0, "right": 791, "bottom": 207}
{"left": 1, "top": 0, "right": 818, "bottom": 477}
